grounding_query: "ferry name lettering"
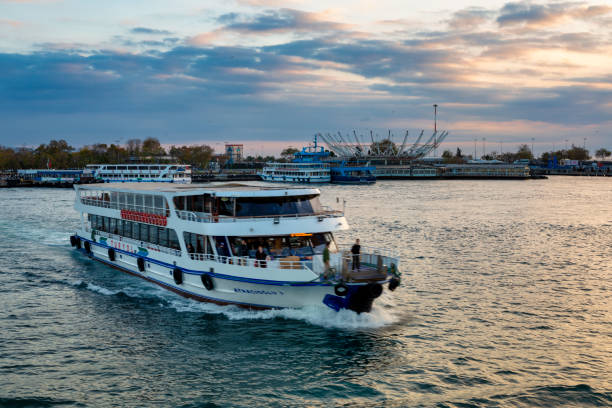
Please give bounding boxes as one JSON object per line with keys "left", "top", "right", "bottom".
{"left": 234, "top": 288, "right": 284, "bottom": 296}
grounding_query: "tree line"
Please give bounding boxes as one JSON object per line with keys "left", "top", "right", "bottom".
{"left": 0, "top": 138, "right": 217, "bottom": 170}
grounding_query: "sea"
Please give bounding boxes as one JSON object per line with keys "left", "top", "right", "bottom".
{"left": 0, "top": 177, "right": 610, "bottom": 407}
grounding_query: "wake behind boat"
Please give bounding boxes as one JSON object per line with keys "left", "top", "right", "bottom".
{"left": 70, "top": 183, "right": 401, "bottom": 313}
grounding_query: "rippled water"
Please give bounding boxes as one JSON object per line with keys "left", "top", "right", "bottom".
{"left": 1, "top": 178, "right": 610, "bottom": 407}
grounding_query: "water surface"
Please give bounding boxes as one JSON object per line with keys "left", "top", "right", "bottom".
{"left": 0, "top": 177, "right": 610, "bottom": 407}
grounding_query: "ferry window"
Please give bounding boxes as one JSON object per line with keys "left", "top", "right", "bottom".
{"left": 103, "top": 217, "right": 110, "bottom": 232}
{"left": 107, "top": 166, "right": 116, "bottom": 170}
{"left": 140, "top": 224, "right": 149, "bottom": 242}
{"left": 131, "top": 222, "right": 140, "bottom": 241}
{"left": 158, "top": 228, "right": 168, "bottom": 247}
{"left": 110, "top": 218, "right": 117, "bottom": 234}
{"left": 116, "top": 166, "right": 126, "bottom": 170}
{"left": 168, "top": 230, "right": 180, "bottom": 250}
{"left": 150, "top": 166, "right": 159, "bottom": 170}
{"left": 144, "top": 195, "right": 153, "bottom": 210}
{"left": 154, "top": 196, "right": 164, "bottom": 210}
{"left": 149, "top": 226, "right": 159, "bottom": 245}
{"left": 173, "top": 196, "right": 185, "bottom": 210}
{"left": 234, "top": 195, "right": 321, "bottom": 217}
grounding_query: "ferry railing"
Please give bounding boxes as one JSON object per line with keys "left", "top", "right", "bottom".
{"left": 188, "top": 252, "right": 316, "bottom": 273}
{"left": 80, "top": 197, "right": 169, "bottom": 216}
{"left": 338, "top": 245, "right": 400, "bottom": 268}
{"left": 175, "top": 207, "right": 343, "bottom": 223}
{"left": 88, "top": 228, "right": 182, "bottom": 257}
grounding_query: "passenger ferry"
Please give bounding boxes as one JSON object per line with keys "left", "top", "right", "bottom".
{"left": 70, "top": 183, "right": 401, "bottom": 313}
{"left": 259, "top": 136, "right": 331, "bottom": 183}
{"left": 86, "top": 164, "right": 191, "bottom": 183}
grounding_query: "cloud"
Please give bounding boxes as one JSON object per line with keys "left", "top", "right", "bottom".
{"left": 215, "top": 8, "right": 350, "bottom": 34}
{"left": 497, "top": 1, "right": 612, "bottom": 28}
{"left": 0, "top": 2, "right": 611, "bottom": 148}
{"left": 130, "top": 27, "right": 173, "bottom": 35}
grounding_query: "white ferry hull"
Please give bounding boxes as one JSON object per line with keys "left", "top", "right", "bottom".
{"left": 74, "top": 233, "right": 385, "bottom": 310}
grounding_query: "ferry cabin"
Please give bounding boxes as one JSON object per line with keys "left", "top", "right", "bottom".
{"left": 71, "top": 183, "right": 401, "bottom": 311}
{"left": 86, "top": 164, "right": 191, "bottom": 183}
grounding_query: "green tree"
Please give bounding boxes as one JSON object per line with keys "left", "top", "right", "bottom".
{"left": 516, "top": 144, "right": 533, "bottom": 160}
{"left": 595, "top": 148, "right": 611, "bottom": 160}
{"left": 566, "top": 145, "right": 589, "bottom": 160}
{"left": 370, "top": 139, "right": 397, "bottom": 155}
{"left": 141, "top": 137, "right": 166, "bottom": 157}
{"left": 280, "top": 147, "right": 299, "bottom": 161}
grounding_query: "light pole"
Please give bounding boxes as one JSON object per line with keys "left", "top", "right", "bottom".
{"left": 474, "top": 138, "right": 477, "bottom": 160}
{"left": 433, "top": 104, "right": 438, "bottom": 157}
{"left": 482, "top": 137, "right": 486, "bottom": 159}
{"left": 531, "top": 137, "right": 535, "bottom": 158}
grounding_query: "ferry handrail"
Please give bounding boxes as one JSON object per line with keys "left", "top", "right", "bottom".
{"left": 80, "top": 197, "right": 170, "bottom": 216}
{"left": 338, "top": 244, "right": 399, "bottom": 260}
{"left": 187, "top": 252, "right": 315, "bottom": 274}
{"left": 174, "top": 209, "right": 343, "bottom": 223}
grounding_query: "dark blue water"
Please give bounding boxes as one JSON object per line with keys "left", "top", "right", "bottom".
{"left": 1, "top": 178, "right": 611, "bottom": 407}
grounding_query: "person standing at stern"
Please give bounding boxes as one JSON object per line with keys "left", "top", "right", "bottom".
{"left": 351, "top": 238, "right": 361, "bottom": 271}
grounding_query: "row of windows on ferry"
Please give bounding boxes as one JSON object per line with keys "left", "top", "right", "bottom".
{"left": 89, "top": 214, "right": 180, "bottom": 250}
{"left": 173, "top": 194, "right": 323, "bottom": 217}
{"left": 97, "top": 174, "right": 177, "bottom": 179}
{"left": 88, "top": 214, "right": 335, "bottom": 259}
{"left": 269, "top": 171, "right": 328, "bottom": 176}
{"left": 88, "top": 165, "right": 188, "bottom": 171}
{"left": 80, "top": 191, "right": 169, "bottom": 215}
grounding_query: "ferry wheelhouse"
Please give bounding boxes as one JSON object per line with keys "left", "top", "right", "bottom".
{"left": 86, "top": 164, "right": 191, "bottom": 183}
{"left": 70, "top": 183, "right": 401, "bottom": 313}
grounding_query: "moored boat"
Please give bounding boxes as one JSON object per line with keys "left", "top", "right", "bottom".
{"left": 70, "top": 183, "right": 401, "bottom": 313}
{"left": 86, "top": 164, "right": 191, "bottom": 183}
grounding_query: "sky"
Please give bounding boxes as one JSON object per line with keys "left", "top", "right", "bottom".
{"left": 1, "top": 0, "right": 611, "bottom": 156}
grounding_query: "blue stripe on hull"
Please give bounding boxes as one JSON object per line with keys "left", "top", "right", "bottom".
{"left": 77, "top": 247, "right": 281, "bottom": 309}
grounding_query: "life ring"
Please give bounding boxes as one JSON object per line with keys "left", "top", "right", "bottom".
{"left": 137, "top": 257, "right": 146, "bottom": 272}
{"left": 84, "top": 241, "right": 91, "bottom": 254}
{"left": 108, "top": 247, "right": 116, "bottom": 262}
{"left": 173, "top": 268, "right": 183, "bottom": 285}
{"left": 334, "top": 283, "right": 349, "bottom": 297}
{"left": 201, "top": 274, "right": 214, "bottom": 291}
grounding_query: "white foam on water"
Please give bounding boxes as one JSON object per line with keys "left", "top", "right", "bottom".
{"left": 68, "top": 278, "right": 399, "bottom": 330}
{"left": 165, "top": 292, "right": 399, "bottom": 330}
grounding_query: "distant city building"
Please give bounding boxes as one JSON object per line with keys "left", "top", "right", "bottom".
{"left": 225, "top": 144, "right": 244, "bottom": 164}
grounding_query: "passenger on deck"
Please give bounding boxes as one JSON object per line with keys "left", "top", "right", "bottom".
{"left": 351, "top": 238, "right": 361, "bottom": 271}
{"left": 235, "top": 239, "right": 248, "bottom": 265}
{"left": 217, "top": 241, "right": 230, "bottom": 262}
{"left": 187, "top": 243, "right": 195, "bottom": 253}
{"left": 323, "top": 241, "right": 331, "bottom": 279}
{"left": 255, "top": 245, "right": 268, "bottom": 268}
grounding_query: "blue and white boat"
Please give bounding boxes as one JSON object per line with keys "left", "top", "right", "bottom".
{"left": 330, "top": 161, "right": 376, "bottom": 184}
{"left": 259, "top": 136, "right": 331, "bottom": 183}
{"left": 70, "top": 183, "right": 402, "bottom": 313}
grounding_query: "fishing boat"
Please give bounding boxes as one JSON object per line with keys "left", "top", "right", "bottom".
{"left": 259, "top": 136, "right": 331, "bottom": 183}
{"left": 69, "top": 183, "right": 402, "bottom": 313}
{"left": 86, "top": 164, "right": 191, "bottom": 183}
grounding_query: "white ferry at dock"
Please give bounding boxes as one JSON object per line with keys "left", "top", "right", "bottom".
{"left": 70, "top": 183, "right": 402, "bottom": 313}
{"left": 86, "top": 164, "right": 191, "bottom": 183}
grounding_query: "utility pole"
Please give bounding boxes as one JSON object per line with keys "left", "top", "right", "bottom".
{"left": 474, "top": 138, "right": 477, "bottom": 160}
{"left": 531, "top": 137, "right": 535, "bottom": 158}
